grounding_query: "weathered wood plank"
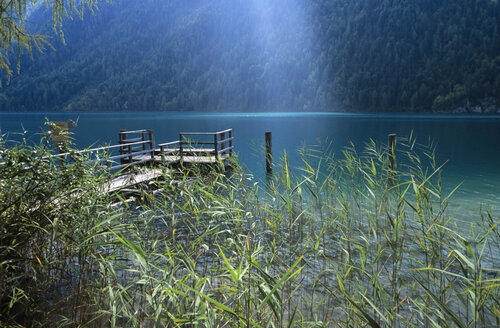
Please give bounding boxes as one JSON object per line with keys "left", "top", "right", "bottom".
{"left": 132, "top": 154, "right": 229, "bottom": 164}
{"left": 154, "top": 147, "right": 215, "bottom": 154}
{"left": 103, "top": 169, "right": 165, "bottom": 193}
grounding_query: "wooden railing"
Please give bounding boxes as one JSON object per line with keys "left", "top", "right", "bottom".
{"left": 157, "top": 128, "right": 233, "bottom": 163}
{"left": 45, "top": 128, "right": 233, "bottom": 171}
{"left": 216, "top": 128, "right": 234, "bottom": 159}
{"left": 158, "top": 140, "right": 180, "bottom": 163}
{"left": 118, "top": 129, "right": 155, "bottom": 165}
{"left": 47, "top": 139, "right": 156, "bottom": 171}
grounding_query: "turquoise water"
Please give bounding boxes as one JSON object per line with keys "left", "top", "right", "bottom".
{"left": 1, "top": 112, "right": 499, "bottom": 221}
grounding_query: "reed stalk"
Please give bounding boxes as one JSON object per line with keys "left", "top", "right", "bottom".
{"left": 0, "top": 132, "right": 498, "bottom": 327}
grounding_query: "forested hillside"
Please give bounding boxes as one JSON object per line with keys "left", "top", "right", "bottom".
{"left": 1, "top": 0, "right": 499, "bottom": 112}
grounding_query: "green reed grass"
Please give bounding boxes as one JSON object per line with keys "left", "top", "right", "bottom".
{"left": 0, "top": 131, "right": 498, "bottom": 327}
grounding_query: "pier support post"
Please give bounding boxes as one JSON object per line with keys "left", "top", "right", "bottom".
{"left": 388, "top": 133, "right": 397, "bottom": 186}
{"left": 265, "top": 131, "right": 272, "bottom": 174}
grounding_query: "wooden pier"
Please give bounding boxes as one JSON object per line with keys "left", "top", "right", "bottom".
{"left": 50, "top": 128, "right": 234, "bottom": 193}
{"left": 117, "top": 129, "right": 233, "bottom": 167}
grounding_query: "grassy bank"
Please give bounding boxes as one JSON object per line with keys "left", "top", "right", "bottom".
{"left": 0, "top": 133, "right": 498, "bottom": 327}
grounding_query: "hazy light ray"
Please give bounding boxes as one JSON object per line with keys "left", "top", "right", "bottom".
{"left": 249, "top": 0, "right": 322, "bottom": 111}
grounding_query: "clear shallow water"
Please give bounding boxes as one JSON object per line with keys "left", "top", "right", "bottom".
{"left": 1, "top": 112, "right": 499, "bottom": 222}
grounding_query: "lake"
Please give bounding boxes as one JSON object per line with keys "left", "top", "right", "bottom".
{"left": 1, "top": 112, "right": 499, "bottom": 223}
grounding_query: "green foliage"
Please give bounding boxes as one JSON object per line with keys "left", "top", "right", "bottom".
{"left": 0, "top": 132, "right": 499, "bottom": 326}
{"left": 328, "top": 0, "right": 500, "bottom": 112}
{"left": 0, "top": 0, "right": 109, "bottom": 86}
{"left": 0, "top": 131, "right": 112, "bottom": 325}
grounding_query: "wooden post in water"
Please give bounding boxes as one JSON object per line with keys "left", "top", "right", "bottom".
{"left": 265, "top": 131, "right": 272, "bottom": 173}
{"left": 388, "top": 133, "right": 397, "bottom": 186}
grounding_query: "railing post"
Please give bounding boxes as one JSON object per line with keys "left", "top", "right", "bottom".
{"left": 214, "top": 133, "right": 219, "bottom": 160}
{"left": 265, "top": 131, "right": 272, "bottom": 173}
{"left": 179, "top": 133, "right": 184, "bottom": 164}
{"left": 128, "top": 144, "right": 133, "bottom": 165}
{"left": 148, "top": 130, "right": 154, "bottom": 160}
{"left": 141, "top": 131, "right": 146, "bottom": 151}
{"left": 388, "top": 133, "right": 397, "bottom": 186}
{"left": 229, "top": 129, "right": 233, "bottom": 156}
{"left": 118, "top": 130, "right": 126, "bottom": 165}
{"left": 221, "top": 131, "right": 226, "bottom": 156}
{"left": 160, "top": 145, "right": 165, "bottom": 163}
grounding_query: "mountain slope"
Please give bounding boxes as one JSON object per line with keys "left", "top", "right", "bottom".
{"left": 1, "top": 0, "right": 499, "bottom": 112}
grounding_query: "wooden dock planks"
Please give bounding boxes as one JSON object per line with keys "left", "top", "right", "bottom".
{"left": 60, "top": 128, "right": 235, "bottom": 195}
{"left": 103, "top": 168, "right": 165, "bottom": 193}
{"left": 133, "top": 153, "right": 230, "bottom": 165}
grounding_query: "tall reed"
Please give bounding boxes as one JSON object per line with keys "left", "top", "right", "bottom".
{"left": 0, "top": 132, "right": 498, "bottom": 327}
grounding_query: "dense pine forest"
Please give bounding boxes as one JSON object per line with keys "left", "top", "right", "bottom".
{"left": 1, "top": 0, "right": 499, "bottom": 113}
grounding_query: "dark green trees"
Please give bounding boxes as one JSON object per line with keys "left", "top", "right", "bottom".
{"left": 1, "top": 0, "right": 499, "bottom": 112}
{"left": 0, "top": 0, "right": 110, "bottom": 86}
